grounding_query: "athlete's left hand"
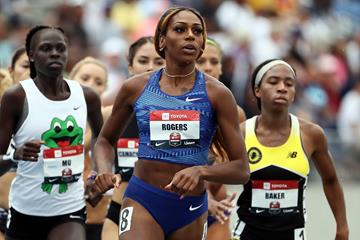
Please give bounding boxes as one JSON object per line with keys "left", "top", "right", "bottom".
{"left": 208, "top": 192, "right": 236, "bottom": 224}
{"left": 93, "top": 172, "right": 121, "bottom": 194}
{"left": 85, "top": 172, "right": 121, "bottom": 207}
{"left": 164, "top": 166, "right": 202, "bottom": 198}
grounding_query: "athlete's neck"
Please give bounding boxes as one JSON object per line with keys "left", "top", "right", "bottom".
{"left": 34, "top": 75, "right": 69, "bottom": 100}
{"left": 258, "top": 111, "right": 290, "bottom": 130}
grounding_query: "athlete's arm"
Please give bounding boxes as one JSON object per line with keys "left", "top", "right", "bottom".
{"left": 92, "top": 74, "right": 148, "bottom": 194}
{"left": 201, "top": 79, "right": 249, "bottom": 184}
{"left": 82, "top": 86, "right": 103, "bottom": 166}
{"left": 0, "top": 86, "right": 25, "bottom": 175}
{"left": 94, "top": 77, "right": 139, "bottom": 174}
{"left": 307, "top": 124, "right": 349, "bottom": 240}
{"left": 237, "top": 105, "right": 246, "bottom": 123}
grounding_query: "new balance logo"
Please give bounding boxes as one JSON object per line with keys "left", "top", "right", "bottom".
{"left": 287, "top": 151, "right": 297, "bottom": 158}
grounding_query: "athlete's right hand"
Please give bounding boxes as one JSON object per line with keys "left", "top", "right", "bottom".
{"left": 14, "top": 140, "right": 44, "bottom": 161}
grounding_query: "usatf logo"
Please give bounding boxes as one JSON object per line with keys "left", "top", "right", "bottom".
{"left": 287, "top": 151, "right": 297, "bottom": 158}
{"left": 247, "top": 147, "right": 262, "bottom": 164}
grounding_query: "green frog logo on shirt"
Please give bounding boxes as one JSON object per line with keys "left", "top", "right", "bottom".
{"left": 41, "top": 115, "right": 83, "bottom": 194}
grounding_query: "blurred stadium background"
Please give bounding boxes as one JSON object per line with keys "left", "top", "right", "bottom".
{"left": 1, "top": 0, "right": 360, "bottom": 239}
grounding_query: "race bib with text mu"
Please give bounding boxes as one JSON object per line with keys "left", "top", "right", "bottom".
{"left": 150, "top": 110, "right": 200, "bottom": 148}
{"left": 43, "top": 145, "right": 84, "bottom": 184}
{"left": 250, "top": 180, "right": 300, "bottom": 216}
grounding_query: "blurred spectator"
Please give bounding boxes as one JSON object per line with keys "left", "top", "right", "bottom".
{"left": 346, "top": 31, "right": 360, "bottom": 79}
{"left": 0, "top": 69, "right": 12, "bottom": 100}
{"left": 8, "top": 47, "right": 29, "bottom": 84}
{"left": 54, "top": 1, "right": 90, "bottom": 71}
{"left": 0, "top": 16, "right": 13, "bottom": 68}
{"left": 337, "top": 79, "right": 360, "bottom": 154}
{"left": 100, "top": 37, "right": 128, "bottom": 106}
{"left": 313, "top": 54, "right": 343, "bottom": 127}
{"left": 337, "top": 78, "right": 360, "bottom": 178}
{"left": 82, "top": 0, "right": 123, "bottom": 48}
{"left": 110, "top": 0, "right": 144, "bottom": 40}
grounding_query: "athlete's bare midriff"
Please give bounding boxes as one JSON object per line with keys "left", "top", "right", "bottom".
{"left": 134, "top": 159, "right": 205, "bottom": 196}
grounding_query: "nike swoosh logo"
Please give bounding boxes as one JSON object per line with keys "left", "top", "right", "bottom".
{"left": 73, "top": 106, "right": 81, "bottom": 110}
{"left": 185, "top": 96, "right": 202, "bottom": 102}
{"left": 155, "top": 142, "right": 166, "bottom": 147}
{"left": 122, "top": 168, "right": 132, "bottom": 173}
{"left": 69, "top": 215, "right": 84, "bottom": 220}
{"left": 255, "top": 209, "right": 265, "bottom": 213}
{"left": 189, "top": 203, "right": 204, "bottom": 211}
{"left": 48, "top": 179, "right": 57, "bottom": 183}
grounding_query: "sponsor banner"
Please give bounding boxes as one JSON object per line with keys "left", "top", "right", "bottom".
{"left": 150, "top": 139, "right": 200, "bottom": 148}
{"left": 150, "top": 110, "right": 199, "bottom": 121}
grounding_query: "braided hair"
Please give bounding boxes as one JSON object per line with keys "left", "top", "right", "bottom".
{"left": 25, "top": 25, "right": 65, "bottom": 79}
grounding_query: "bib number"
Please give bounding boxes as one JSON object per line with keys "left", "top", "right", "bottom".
{"left": 251, "top": 180, "right": 300, "bottom": 215}
{"left": 119, "top": 207, "right": 133, "bottom": 235}
{"left": 294, "top": 228, "right": 306, "bottom": 240}
{"left": 43, "top": 145, "right": 84, "bottom": 184}
{"left": 117, "top": 138, "right": 139, "bottom": 167}
{"left": 149, "top": 110, "right": 200, "bottom": 148}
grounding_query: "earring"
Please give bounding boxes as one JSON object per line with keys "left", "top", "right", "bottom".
{"left": 159, "top": 47, "right": 164, "bottom": 52}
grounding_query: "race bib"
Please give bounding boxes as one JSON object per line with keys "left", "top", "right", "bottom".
{"left": 43, "top": 145, "right": 84, "bottom": 184}
{"left": 250, "top": 180, "right": 299, "bottom": 215}
{"left": 117, "top": 138, "right": 139, "bottom": 167}
{"left": 149, "top": 110, "right": 200, "bottom": 148}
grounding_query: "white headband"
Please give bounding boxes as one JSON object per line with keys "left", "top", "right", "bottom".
{"left": 255, "top": 60, "right": 295, "bottom": 87}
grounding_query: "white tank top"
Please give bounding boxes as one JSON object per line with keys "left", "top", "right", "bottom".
{"left": 10, "top": 79, "right": 87, "bottom": 216}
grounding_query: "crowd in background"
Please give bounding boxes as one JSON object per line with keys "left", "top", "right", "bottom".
{"left": 1, "top": 0, "right": 360, "bottom": 179}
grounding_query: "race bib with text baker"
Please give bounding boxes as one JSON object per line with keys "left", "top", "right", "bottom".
{"left": 150, "top": 110, "right": 200, "bottom": 148}
{"left": 43, "top": 145, "right": 84, "bottom": 184}
{"left": 250, "top": 180, "right": 300, "bottom": 216}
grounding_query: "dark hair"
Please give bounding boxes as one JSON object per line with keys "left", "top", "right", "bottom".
{"left": 127, "top": 36, "right": 154, "bottom": 66}
{"left": 210, "top": 129, "right": 228, "bottom": 163}
{"left": 251, "top": 59, "right": 296, "bottom": 110}
{"left": 154, "top": 7, "right": 207, "bottom": 59}
{"left": 25, "top": 25, "right": 65, "bottom": 79}
{"left": 10, "top": 47, "right": 26, "bottom": 70}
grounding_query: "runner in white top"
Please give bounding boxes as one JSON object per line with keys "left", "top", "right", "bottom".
{"left": 0, "top": 25, "right": 103, "bottom": 240}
